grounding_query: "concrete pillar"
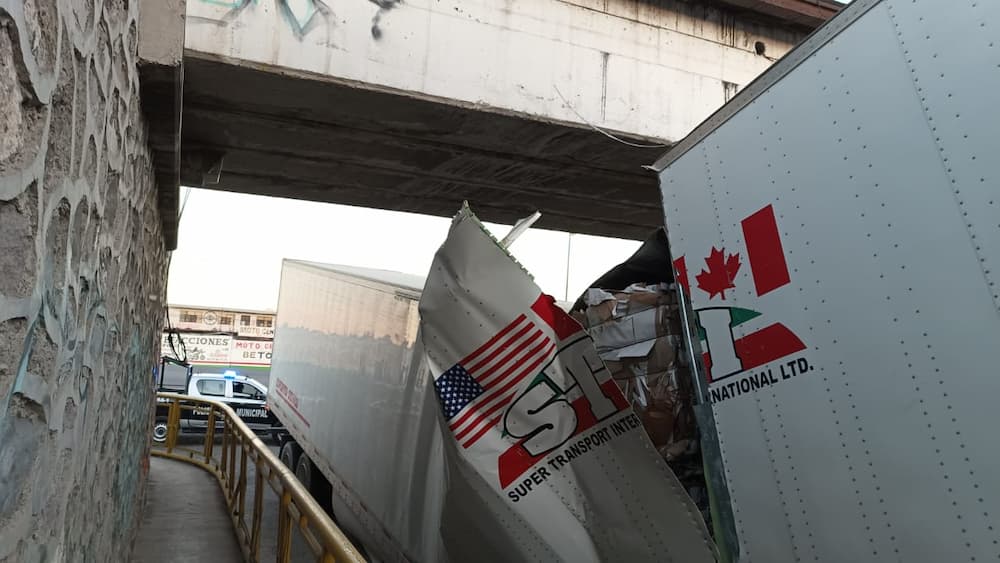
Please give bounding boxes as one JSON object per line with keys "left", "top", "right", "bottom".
{"left": 0, "top": 0, "right": 172, "bottom": 559}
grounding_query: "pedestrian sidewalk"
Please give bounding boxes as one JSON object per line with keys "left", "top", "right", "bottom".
{"left": 132, "top": 456, "right": 243, "bottom": 562}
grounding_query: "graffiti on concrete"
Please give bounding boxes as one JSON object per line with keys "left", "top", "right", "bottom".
{"left": 195, "top": 0, "right": 399, "bottom": 39}
{"left": 199, "top": 0, "right": 253, "bottom": 6}
{"left": 367, "top": 0, "right": 402, "bottom": 39}
{"left": 195, "top": 0, "right": 334, "bottom": 38}
{"left": 279, "top": 0, "right": 332, "bottom": 37}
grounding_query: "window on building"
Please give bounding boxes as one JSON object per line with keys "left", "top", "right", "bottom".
{"left": 179, "top": 311, "right": 199, "bottom": 323}
{"left": 233, "top": 382, "right": 265, "bottom": 401}
{"left": 218, "top": 315, "right": 233, "bottom": 325}
{"left": 240, "top": 315, "right": 251, "bottom": 326}
{"left": 256, "top": 317, "right": 273, "bottom": 328}
{"left": 197, "top": 379, "right": 226, "bottom": 397}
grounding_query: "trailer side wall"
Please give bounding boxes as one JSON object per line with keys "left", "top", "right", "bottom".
{"left": 269, "top": 261, "right": 446, "bottom": 562}
{"left": 658, "top": 1, "right": 1000, "bottom": 560}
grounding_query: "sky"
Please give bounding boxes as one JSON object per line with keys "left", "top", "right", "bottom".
{"left": 166, "top": 189, "right": 644, "bottom": 311}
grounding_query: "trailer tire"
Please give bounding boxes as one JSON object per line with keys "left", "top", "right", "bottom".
{"left": 152, "top": 421, "right": 169, "bottom": 444}
{"left": 295, "top": 454, "right": 333, "bottom": 514}
{"left": 279, "top": 440, "right": 301, "bottom": 470}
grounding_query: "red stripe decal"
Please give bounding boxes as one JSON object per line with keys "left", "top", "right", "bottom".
{"left": 453, "top": 343, "right": 554, "bottom": 437}
{"left": 674, "top": 256, "right": 689, "bottom": 294}
{"left": 450, "top": 340, "right": 552, "bottom": 432}
{"left": 702, "top": 323, "right": 804, "bottom": 382}
{"left": 530, "top": 294, "right": 583, "bottom": 341}
{"left": 461, "top": 314, "right": 527, "bottom": 365}
{"left": 462, "top": 413, "right": 504, "bottom": 449}
{"left": 734, "top": 322, "right": 806, "bottom": 372}
{"left": 476, "top": 330, "right": 545, "bottom": 388}
{"left": 496, "top": 379, "right": 629, "bottom": 487}
{"left": 467, "top": 323, "right": 533, "bottom": 376}
{"left": 274, "top": 386, "right": 311, "bottom": 428}
{"left": 454, "top": 391, "right": 516, "bottom": 442}
{"left": 741, "top": 204, "right": 791, "bottom": 297}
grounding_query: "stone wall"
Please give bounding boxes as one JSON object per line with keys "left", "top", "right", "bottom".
{"left": 0, "top": 0, "right": 167, "bottom": 560}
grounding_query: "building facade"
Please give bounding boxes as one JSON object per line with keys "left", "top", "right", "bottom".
{"left": 162, "top": 305, "right": 275, "bottom": 386}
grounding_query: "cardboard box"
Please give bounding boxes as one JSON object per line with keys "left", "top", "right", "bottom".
{"left": 585, "top": 299, "right": 616, "bottom": 326}
{"left": 581, "top": 282, "right": 699, "bottom": 465}
{"left": 655, "top": 303, "right": 682, "bottom": 336}
{"left": 589, "top": 309, "right": 658, "bottom": 354}
{"left": 640, "top": 407, "right": 674, "bottom": 447}
{"left": 647, "top": 336, "right": 676, "bottom": 375}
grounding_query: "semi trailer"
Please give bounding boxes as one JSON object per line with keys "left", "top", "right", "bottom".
{"left": 268, "top": 0, "right": 1000, "bottom": 561}
{"left": 651, "top": 0, "right": 1000, "bottom": 560}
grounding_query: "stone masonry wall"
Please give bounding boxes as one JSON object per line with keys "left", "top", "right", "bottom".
{"left": 0, "top": 0, "right": 167, "bottom": 560}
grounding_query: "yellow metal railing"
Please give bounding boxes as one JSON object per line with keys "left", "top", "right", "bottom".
{"left": 152, "top": 392, "right": 366, "bottom": 563}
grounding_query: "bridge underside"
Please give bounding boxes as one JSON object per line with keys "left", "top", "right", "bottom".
{"left": 180, "top": 54, "right": 666, "bottom": 240}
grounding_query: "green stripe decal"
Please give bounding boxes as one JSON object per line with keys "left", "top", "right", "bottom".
{"left": 730, "top": 307, "right": 761, "bottom": 326}
{"left": 696, "top": 307, "right": 762, "bottom": 341}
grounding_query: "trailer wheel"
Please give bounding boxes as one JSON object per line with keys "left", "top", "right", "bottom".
{"left": 152, "top": 421, "right": 169, "bottom": 444}
{"left": 295, "top": 454, "right": 333, "bottom": 513}
{"left": 279, "top": 440, "right": 301, "bottom": 469}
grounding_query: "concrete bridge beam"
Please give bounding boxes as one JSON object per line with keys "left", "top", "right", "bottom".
{"left": 181, "top": 0, "right": 829, "bottom": 237}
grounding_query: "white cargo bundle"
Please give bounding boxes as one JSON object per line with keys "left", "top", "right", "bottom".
{"left": 653, "top": 0, "right": 1000, "bottom": 561}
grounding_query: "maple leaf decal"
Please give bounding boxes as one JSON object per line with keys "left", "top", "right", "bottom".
{"left": 696, "top": 247, "right": 741, "bottom": 300}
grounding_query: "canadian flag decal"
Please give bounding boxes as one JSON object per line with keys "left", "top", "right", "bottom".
{"left": 673, "top": 205, "right": 806, "bottom": 383}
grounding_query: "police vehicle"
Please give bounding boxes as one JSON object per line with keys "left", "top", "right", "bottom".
{"left": 153, "top": 364, "right": 283, "bottom": 443}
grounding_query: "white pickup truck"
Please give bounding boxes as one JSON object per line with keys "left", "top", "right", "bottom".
{"left": 153, "top": 371, "right": 283, "bottom": 443}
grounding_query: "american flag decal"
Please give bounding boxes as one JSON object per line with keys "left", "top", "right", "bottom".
{"left": 433, "top": 312, "right": 556, "bottom": 449}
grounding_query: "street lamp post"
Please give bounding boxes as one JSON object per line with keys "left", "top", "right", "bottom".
{"left": 564, "top": 233, "right": 573, "bottom": 301}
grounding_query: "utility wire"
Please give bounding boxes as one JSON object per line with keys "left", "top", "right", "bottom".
{"left": 163, "top": 187, "right": 194, "bottom": 363}
{"left": 553, "top": 85, "right": 668, "bottom": 149}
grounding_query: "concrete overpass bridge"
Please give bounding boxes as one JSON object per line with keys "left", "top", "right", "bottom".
{"left": 0, "top": 0, "right": 835, "bottom": 559}
{"left": 160, "top": 0, "right": 837, "bottom": 245}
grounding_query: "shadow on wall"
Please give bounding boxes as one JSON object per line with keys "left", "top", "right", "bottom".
{"left": 0, "top": 0, "right": 167, "bottom": 560}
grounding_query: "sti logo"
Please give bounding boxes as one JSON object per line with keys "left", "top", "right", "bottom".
{"left": 673, "top": 205, "right": 806, "bottom": 383}
{"left": 432, "top": 295, "right": 628, "bottom": 489}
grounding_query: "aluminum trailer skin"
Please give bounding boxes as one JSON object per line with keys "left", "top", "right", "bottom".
{"left": 652, "top": 0, "right": 1000, "bottom": 561}
{"left": 268, "top": 261, "right": 444, "bottom": 563}
{"left": 268, "top": 259, "right": 622, "bottom": 563}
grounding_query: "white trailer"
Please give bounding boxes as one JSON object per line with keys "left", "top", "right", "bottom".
{"left": 267, "top": 261, "right": 441, "bottom": 562}
{"left": 268, "top": 260, "right": 600, "bottom": 562}
{"left": 652, "top": 0, "right": 1000, "bottom": 561}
